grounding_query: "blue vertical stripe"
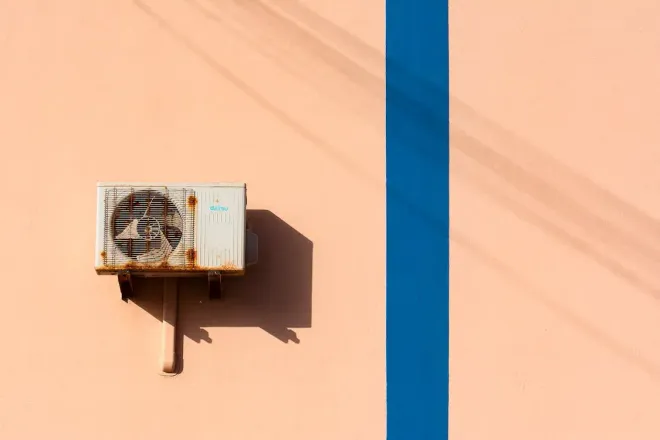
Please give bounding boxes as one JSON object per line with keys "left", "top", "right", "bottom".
{"left": 385, "top": 0, "right": 449, "bottom": 437}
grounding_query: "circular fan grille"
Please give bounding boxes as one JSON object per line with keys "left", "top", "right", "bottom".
{"left": 111, "top": 190, "right": 183, "bottom": 263}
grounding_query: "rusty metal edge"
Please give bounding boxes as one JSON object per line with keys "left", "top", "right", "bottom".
{"left": 96, "top": 267, "right": 245, "bottom": 276}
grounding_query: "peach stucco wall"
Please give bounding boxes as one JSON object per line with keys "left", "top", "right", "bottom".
{"left": 0, "top": 0, "right": 384, "bottom": 438}
{"left": 450, "top": 0, "right": 660, "bottom": 438}
{"left": 4, "top": 0, "right": 657, "bottom": 438}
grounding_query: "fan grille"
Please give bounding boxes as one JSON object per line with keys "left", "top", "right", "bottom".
{"left": 103, "top": 187, "right": 194, "bottom": 268}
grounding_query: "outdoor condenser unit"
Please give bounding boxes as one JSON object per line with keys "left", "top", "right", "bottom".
{"left": 94, "top": 182, "right": 258, "bottom": 374}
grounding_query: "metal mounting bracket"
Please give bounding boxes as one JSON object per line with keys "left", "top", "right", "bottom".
{"left": 118, "top": 271, "right": 133, "bottom": 302}
{"left": 208, "top": 271, "right": 222, "bottom": 300}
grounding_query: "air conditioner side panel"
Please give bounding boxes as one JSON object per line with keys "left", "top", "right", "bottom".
{"left": 95, "top": 186, "right": 105, "bottom": 268}
{"left": 194, "top": 186, "right": 246, "bottom": 271}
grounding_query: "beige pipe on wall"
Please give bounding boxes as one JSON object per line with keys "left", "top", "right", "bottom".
{"left": 160, "top": 278, "right": 179, "bottom": 375}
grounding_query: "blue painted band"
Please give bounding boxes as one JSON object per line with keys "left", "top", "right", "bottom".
{"left": 385, "top": 0, "right": 449, "bottom": 437}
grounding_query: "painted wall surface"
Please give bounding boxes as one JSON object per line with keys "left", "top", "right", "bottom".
{"left": 0, "top": 0, "right": 384, "bottom": 439}
{"left": 450, "top": 0, "right": 660, "bottom": 438}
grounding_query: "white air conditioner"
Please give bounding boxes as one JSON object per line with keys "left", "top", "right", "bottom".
{"left": 95, "top": 182, "right": 258, "bottom": 301}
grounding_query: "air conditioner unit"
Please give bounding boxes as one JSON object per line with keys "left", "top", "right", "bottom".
{"left": 95, "top": 182, "right": 258, "bottom": 301}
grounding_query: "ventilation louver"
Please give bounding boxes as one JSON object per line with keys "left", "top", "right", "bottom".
{"left": 102, "top": 187, "right": 194, "bottom": 268}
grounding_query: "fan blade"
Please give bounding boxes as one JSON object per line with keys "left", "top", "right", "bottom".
{"left": 141, "top": 196, "right": 156, "bottom": 218}
{"left": 165, "top": 212, "right": 183, "bottom": 230}
{"left": 136, "top": 231, "right": 173, "bottom": 263}
{"left": 116, "top": 219, "right": 140, "bottom": 240}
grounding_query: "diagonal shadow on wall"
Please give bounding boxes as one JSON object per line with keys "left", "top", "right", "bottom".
{"left": 129, "top": 209, "right": 313, "bottom": 373}
{"left": 134, "top": 0, "right": 660, "bottom": 379}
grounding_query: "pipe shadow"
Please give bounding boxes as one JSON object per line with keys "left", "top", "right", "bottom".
{"left": 136, "top": 0, "right": 660, "bottom": 291}
{"left": 133, "top": 0, "right": 450, "bottom": 256}
{"left": 452, "top": 230, "right": 660, "bottom": 381}
{"left": 133, "top": 0, "right": 660, "bottom": 371}
{"left": 450, "top": 125, "right": 660, "bottom": 297}
{"left": 130, "top": 209, "right": 313, "bottom": 373}
{"left": 134, "top": 0, "right": 443, "bottom": 183}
